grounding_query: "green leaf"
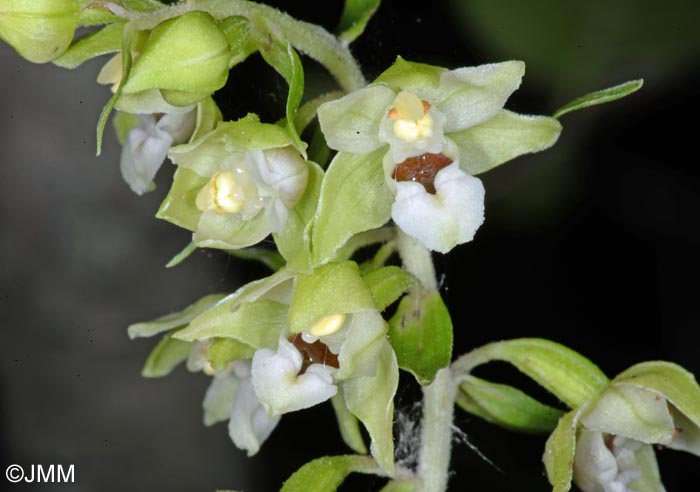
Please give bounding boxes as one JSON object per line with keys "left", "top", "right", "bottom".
{"left": 331, "top": 389, "right": 368, "bottom": 454}
{"left": 174, "top": 298, "right": 287, "bottom": 350}
{"left": 388, "top": 290, "right": 452, "bottom": 385}
{"left": 337, "top": 0, "right": 382, "bottom": 44}
{"left": 206, "top": 338, "right": 255, "bottom": 371}
{"left": 343, "top": 339, "right": 399, "bottom": 473}
{"left": 543, "top": 409, "right": 580, "bottom": 492}
{"left": 156, "top": 166, "right": 208, "bottom": 232}
{"left": 273, "top": 162, "right": 323, "bottom": 272}
{"left": 553, "top": 79, "right": 643, "bottom": 119}
{"left": 363, "top": 266, "right": 417, "bottom": 312}
{"left": 457, "top": 375, "right": 564, "bottom": 433}
{"left": 317, "top": 85, "right": 395, "bottom": 153}
{"left": 165, "top": 241, "right": 198, "bottom": 268}
{"left": 288, "top": 262, "right": 377, "bottom": 333}
{"left": 258, "top": 38, "right": 306, "bottom": 158}
{"left": 452, "top": 338, "right": 609, "bottom": 409}
{"left": 374, "top": 56, "right": 443, "bottom": 91}
{"left": 310, "top": 148, "right": 393, "bottom": 266}
{"left": 127, "top": 293, "right": 226, "bottom": 339}
{"left": 142, "top": 333, "right": 193, "bottom": 378}
{"left": 53, "top": 22, "right": 123, "bottom": 68}
{"left": 202, "top": 373, "right": 239, "bottom": 426}
{"left": 280, "top": 455, "right": 384, "bottom": 492}
{"left": 121, "top": 11, "right": 229, "bottom": 99}
{"left": 448, "top": 109, "right": 562, "bottom": 176}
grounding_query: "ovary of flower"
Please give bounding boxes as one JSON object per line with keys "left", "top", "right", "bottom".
{"left": 388, "top": 91, "right": 434, "bottom": 143}
{"left": 196, "top": 171, "right": 245, "bottom": 215}
{"left": 309, "top": 314, "right": 346, "bottom": 337}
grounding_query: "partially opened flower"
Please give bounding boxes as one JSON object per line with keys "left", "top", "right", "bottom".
{"left": 161, "top": 114, "right": 310, "bottom": 250}
{"left": 317, "top": 57, "right": 561, "bottom": 253}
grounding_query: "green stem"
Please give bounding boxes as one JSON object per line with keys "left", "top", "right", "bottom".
{"left": 418, "top": 368, "right": 457, "bottom": 492}
{"left": 125, "top": 0, "right": 366, "bottom": 92}
{"left": 396, "top": 229, "right": 437, "bottom": 290}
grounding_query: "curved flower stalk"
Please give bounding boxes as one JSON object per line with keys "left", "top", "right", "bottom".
{"left": 316, "top": 57, "right": 562, "bottom": 255}
{"left": 157, "top": 114, "right": 311, "bottom": 250}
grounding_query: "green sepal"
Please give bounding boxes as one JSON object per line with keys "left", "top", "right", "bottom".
{"left": 53, "top": 21, "right": 123, "bottom": 69}
{"left": 121, "top": 11, "right": 229, "bottom": 102}
{"left": 78, "top": 7, "right": 118, "bottom": 27}
{"left": 206, "top": 338, "right": 255, "bottom": 371}
{"left": 191, "top": 96, "right": 223, "bottom": 142}
{"left": 127, "top": 293, "right": 226, "bottom": 339}
{"left": 553, "top": 79, "right": 644, "bottom": 119}
{"left": 374, "top": 56, "right": 442, "bottom": 91}
{"left": 165, "top": 241, "right": 198, "bottom": 268}
{"left": 218, "top": 16, "right": 257, "bottom": 68}
{"left": 257, "top": 34, "right": 306, "bottom": 158}
{"left": 273, "top": 161, "right": 323, "bottom": 272}
{"left": 0, "top": 0, "right": 79, "bottom": 63}
{"left": 310, "top": 148, "right": 393, "bottom": 266}
{"left": 543, "top": 409, "right": 581, "bottom": 492}
{"left": 288, "top": 261, "right": 377, "bottom": 333}
{"left": 141, "top": 332, "right": 193, "bottom": 378}
{"left": 156, "top": 166, "right": 208, "bottom": 232}
{"left": 280, "top": 455, "right": 385, "bottom": 492}
{"left": 337, "top": 0, "right": 381, "bottom": 44}
{"left": 452, "top": 338, "right": 609, "bottom": 409}
{"left": 449, "top": 110, "right": 562, "bottom": 176}
{"left": 174, "top": 298, "right": 287, "bottom": 350}
{"left": 113, "top": 111, "right": 141, "bottom": 145}
{"left": 388, "top": 290, "right": 452, "bottom": 385}
{"left": 362, "top": 266, "right": 417, "bottom": 312}
{"left": 456, "top": 375, "right": 564, "bottom": 433}
{"left": 331, "top": 389, "right": 368, "bottom": 454}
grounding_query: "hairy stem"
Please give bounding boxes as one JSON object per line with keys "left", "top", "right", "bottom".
{"left": 418, "top": 368, "right": 457, "bottom": 492}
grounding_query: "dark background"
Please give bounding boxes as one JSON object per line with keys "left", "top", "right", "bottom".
{"left": 2, "top": 0, "right": 699, "bottom": 491}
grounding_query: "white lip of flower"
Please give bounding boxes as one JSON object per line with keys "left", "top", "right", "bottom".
{"left": 379, "top": 90, "right": 446, "bottom": 163}
{"left": 251, "top": 337, "right": 338, "bottom": 417}
{"left": 573, "top": 430, "right": 644, "bottom": 492}
{"left": 228, "top": 360, "right": 281, "bottom": 456}
{"left": 386, "top": 139, "right": 485, "bottom": 254}
{"left": 120, "top": 108, "right": 196, "bottom": 195}
{"left": 196, "top": 147, "right": 308, "bottom": 234}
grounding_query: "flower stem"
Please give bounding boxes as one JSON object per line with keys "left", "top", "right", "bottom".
{"left": 418, "top": 367, "right": 457, "bottom": 492}
{"left": 396, "top": 229, "right": 437, "bottom": 291}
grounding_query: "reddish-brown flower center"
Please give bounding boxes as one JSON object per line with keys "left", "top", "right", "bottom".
{"left": 391, "top": 153, "right": 453, "bottom": 194}
{"left": 289, "top": 334, "right": 339, "bottom": 373}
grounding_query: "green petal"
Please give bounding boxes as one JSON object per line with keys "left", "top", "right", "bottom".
{"left": 141, "top": 333, "right": 193, "bottom": 378}
{"left": 191, "top": 96, "right": 223, "bottom": 142}
{"left": 337, "top": 309, "right": 387, "bottom": 380}
{"left": 156, "top": 166, "right": 208, "bottom": 232}
{"left": 174, "top": 298, "right": 287, "bottom": 350}
{"left": 331, "top": 389, "right": 368, "bottom": 454}
{"left": 449, "top": 109, "right": 562, "bottom": 175}
{"left": 388, "top": 290, "right": 452, "bottom": 385}
{"left": 121, "top": 11, "right": 229, "bottom": 97}
{"left": 202, "top": 373, "right": 239, "bottom": 426}
{"left": 581, "top": 383, "right": 675, "bottom": 444}
{"left": 317, "top": 85, "right": 395, "bottom": 153}
{"left": 194, "top": 210, "right": 271, "bottom": 250}
{"left": 127, "top": 293, "right": 226, "bottom": 339}
{"left": 337, "top": 0, "right": 381, "bottom": 44}
{"left": 343, "top": 338, "right": 399, "bottom": 473}
{"left": 422, "top": 61, "right": 525, "bottom": 132}
{"left": 374, "top": 56, "right": 443, "bottom": 91}
{"left": 543, "top": 409, "right": 581, "bottom": 492}
{"left": 310, "top": 148, "right": 393, "bottom": 266}
{"left": 53, "top": 21, "right": 123, "bottom": 69}
{"left": 280, "top": 455, "right": 385, "bottom": 492}
{"left": 457, "top": 375, "right": 564, "bottom": 433}
{"left": 288, "top": 262, "right": 377, "bottom": 333}
{"left": 273, "top": 162, "right": 323, "bottom": 272}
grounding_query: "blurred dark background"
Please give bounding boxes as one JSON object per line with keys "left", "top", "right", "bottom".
{"left": 1, "top": 0, "right": 699, "bottom": 491}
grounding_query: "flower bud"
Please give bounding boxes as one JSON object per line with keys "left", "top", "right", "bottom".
{"left": 0, "top": 0, "right": 79, "bottom": 63}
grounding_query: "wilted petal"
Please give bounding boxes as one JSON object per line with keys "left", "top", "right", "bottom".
{"left": 229, "top": 361, "right": 280, "bottom": 456}
{"left": 391, "top": 162, "right": 485, "bottom": 253}
{"left": 252, "top": 338, "right": 337, "bottom": 416}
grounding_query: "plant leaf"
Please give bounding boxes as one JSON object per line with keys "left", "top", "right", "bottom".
{"left": 142, "top": 333, "right": 193, "bottom": 377}
{"left": 543, "top": 409, "right": 581, "bottom": 492}
{"left": 337, "top": 0, "right": 382, "bottom": 44}
{"left": 553, "top": 80, "right": 643, "bottom": 119}
{"left": 53, "top": 22, "right": 123, "bottom": 69}
{"left": 280, "top": 455, "right": 384, "bottom": 492}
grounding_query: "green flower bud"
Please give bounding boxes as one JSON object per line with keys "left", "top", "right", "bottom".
{"left": 0, "top": 0, "right": 79, "bottom": 63}
{"left": 121, "top": 11, "right": 230, "bottom": 106}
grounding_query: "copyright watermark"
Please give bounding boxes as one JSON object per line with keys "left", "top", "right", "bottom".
{"left": 5, "top": 464, "right": 74, "bottom": 484}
